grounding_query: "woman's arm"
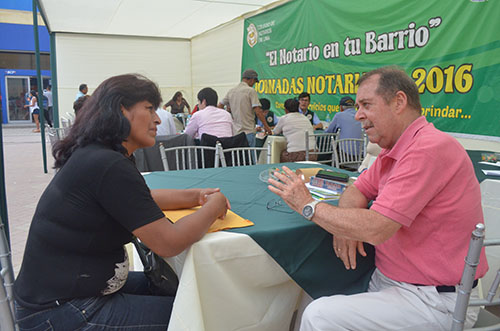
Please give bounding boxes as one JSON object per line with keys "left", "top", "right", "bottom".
{"left": 151, "top": 188, "right": 228, "bottom": 210}
{"left": 182, "top": 98, "right": 191, "bottom": 112}
{"left": 163, "top": 99, "right": 174, "bottom": 109}
{"left": 133, "top": 191, "right": 228, "bottom": 257}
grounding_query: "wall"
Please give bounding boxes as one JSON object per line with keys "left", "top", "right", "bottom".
{"left": 191, "top": 19, "right": 244, "bottom": 104}
{"left": 54, "top": 33, "right": 192, "bottom": 118}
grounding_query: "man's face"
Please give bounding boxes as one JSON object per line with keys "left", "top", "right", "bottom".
{"left": 355, "top": 75, "right": 399, "bottom": 149}
{"left": 83, "top": 87, "right": 88, "bottom": 94}
{"left": 298, "top": 96, "right": 310, "bottom": 111}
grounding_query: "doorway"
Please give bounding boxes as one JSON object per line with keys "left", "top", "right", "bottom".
{"left": 4, "top": 75, "right": 51, "bottom": 123}
{"left": 5, "top": 76, "right": 30, "bottom": 122}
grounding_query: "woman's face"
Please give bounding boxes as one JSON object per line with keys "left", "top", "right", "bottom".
{"left": 176, "top": 94, "right": 182, "bottom": 102}
{"left": 122, "top": 100, "right": 160, "bottom": 154}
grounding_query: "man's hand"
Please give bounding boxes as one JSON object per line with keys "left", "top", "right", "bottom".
{"left": 333, "top": 236, "right": 367, "bottom": 270}
{"left": 267, "top": 166, "right": 313, "bottom": 213}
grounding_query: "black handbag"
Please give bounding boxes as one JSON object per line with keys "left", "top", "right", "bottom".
{"left": 132, "top": 238, "right": 179, "bottom": 296}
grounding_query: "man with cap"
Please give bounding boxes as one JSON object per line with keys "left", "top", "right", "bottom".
{"left": 219, "top": 69, "right": 272, "bottom": 146}
{"left": 298, "top": 92, "right": 323, "bottom": 130}
{"left": 325, "top": 96, "right": 363, "bottom": 141}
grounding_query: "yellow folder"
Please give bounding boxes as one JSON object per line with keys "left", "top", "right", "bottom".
{"left": 163, "top": 207, "right": 254, "bottom": 233}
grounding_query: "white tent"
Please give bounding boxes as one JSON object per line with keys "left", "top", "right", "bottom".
{"left": 37, "top": 0, "right": 289, "bottom": 115}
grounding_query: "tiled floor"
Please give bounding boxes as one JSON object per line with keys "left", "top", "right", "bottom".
{"left": 2, "top": 125, "right": 56, "bottom": 275}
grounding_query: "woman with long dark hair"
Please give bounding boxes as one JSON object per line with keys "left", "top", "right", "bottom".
{"left": 162, "top": 91, "right": 191, "bottom": 114}
{"left": 14, "top": 74, "right": 229, "bottom": 330}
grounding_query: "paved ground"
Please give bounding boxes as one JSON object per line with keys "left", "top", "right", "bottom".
{"left": 2, "top": 124, "right": 55, "bottom": 275}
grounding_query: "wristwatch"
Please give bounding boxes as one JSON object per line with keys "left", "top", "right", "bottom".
{"left": 302, "top": 200, "right": 320, "bottom": 221}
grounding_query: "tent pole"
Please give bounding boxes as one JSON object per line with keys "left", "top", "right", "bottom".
{"left": 32, "top": 0, "right": 48, "bottom": 173}
{"left": 50, "top": 33, "right": 59, "bottom": 129}
{"left": 0, "top": 109, "right": 9, "bottom": 246}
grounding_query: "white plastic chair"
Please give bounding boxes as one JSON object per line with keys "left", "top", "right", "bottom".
{"left": 305, "top": 131, "right": 338, "bottom": 166}
{"left": 333, "top": 136, "right": 367, "bottom": 170}
{"left": 451, "top": 223, "right": 500, "bottom": 331}
{"left": 159, "top": 142, "right": 222, "bottom": 171}
{"left": 0, "top": 222, "right": 16, "bottom": 331}
{"left": 219, "top": 140, "right": 271, "bottom": 167}
{"left": 46, "top": 127, "right": 70, "bottom": 148}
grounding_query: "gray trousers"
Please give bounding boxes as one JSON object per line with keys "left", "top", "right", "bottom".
{"left": 300, "top": 268, "right": 480, "bottom": 331}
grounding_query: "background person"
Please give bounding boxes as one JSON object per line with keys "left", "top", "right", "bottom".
{"left": 14, "top": 74, "right": 229, "bottom": 330}
{"left": 156, "top": 107, "right": 177, "bottom": 136}
{"left": 298, "top": 92, "right": 323, "bottom": 130}
{"left": 325, "top": 96, "right": 363, "bottom": 157}
{"left": 273, "top": 98, "right": 316, "bottom": 162}
{"left": 163, "top": 91, "right": 191, "bottom": 128}
{"left": 73, "top": 95, "right": 90, "bottom": 117}
{"left": 24, "top": 90, "right": 40, "bottom": 132}
{"left": 163, "top": 91, "right": 191, "bottom": 115}
{"left": 256, "top": 98, "right": 278, "bottom": 132}
{"left": 43, "top": 85, "right": 54, "bottom": 124}
{"left": 75, "top": 83, "right": 88, "bottom": 101}
{"left": 184, "top": 87, "right": 233, "bottom": 139}
{"left": 218, "top": 69, "right": 272, "bottom": 146}
{"left": 269, "top": 66, "right": 488, "bottom": 330}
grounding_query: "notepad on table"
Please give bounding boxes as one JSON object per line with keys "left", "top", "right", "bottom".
{"left": 482, "top": 169, "right": 500, "bottom": 177}
{"left": 479, "top": 161, "right": 500, "bottom": 168}
{"left": 163, "top": 207, "right": 254, "bottom": 233}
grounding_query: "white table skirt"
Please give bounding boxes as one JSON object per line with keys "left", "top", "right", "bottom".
{"left": 165, "top": 231, "right": 306, "bottom": 331}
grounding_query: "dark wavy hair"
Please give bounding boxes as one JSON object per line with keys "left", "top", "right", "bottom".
{"left": 52, "top": 74, "right": 162, "bottom": 169}
{"left": 172, "top": 91, "right": 183, "bottom": 101}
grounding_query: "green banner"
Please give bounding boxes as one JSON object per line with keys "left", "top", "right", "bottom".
{"left": 242, "top": 0, "right": 500, "bottom": 137}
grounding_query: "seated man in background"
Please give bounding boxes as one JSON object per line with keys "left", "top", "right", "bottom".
{"left": 184, "top": 87, "right": 233, "bottom": 139}
{"left": 298, "top": 92, "right": 323, "bottom": 130}
{"left": 326, "top": 96, "right": 364, "bottom": 160}
{"left": 273, "top": 98, "right": 316, "bottom": 162}
{"left": 156, "top": 107, "right": 177, "bottom": 136}
{"left": 268, "top": 66, "right": 488, "bottom": 330}
{"left": 325, "top": 96, "right": 362, "bottom": 140}
{"left": 256, "top": 98, "right": 278, "bottom": 132}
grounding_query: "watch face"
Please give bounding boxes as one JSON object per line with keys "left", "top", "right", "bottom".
{"left": 303, "top": 205, "right": 313, "bottom": 218}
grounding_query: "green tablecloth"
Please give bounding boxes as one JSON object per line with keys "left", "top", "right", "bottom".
{"left": 144, "top": 163, "right": 375, "bottom": 299}
{"left": 467, "top": 150, "right": 500, "bottom": 183}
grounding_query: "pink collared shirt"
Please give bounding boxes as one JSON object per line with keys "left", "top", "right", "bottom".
{"left": 184, "top": 105, "right": 234, "bottom": 139}
{"left": 354, "top": 116, "right": 488, "bottom": 285}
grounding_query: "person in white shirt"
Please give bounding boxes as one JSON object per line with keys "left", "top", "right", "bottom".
{"left": 273, "top": 98, "right": 316, "bottom": 162}
{"left": 184, "top": 87, "right": 234, "bottom": 139}
{"left": 155, "top": 108, "right": 177, "bottom": 136}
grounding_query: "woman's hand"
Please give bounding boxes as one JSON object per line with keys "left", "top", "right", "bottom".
{"left": 204, "top": 191, "right": 229, "bottom": 219}
{"left": 198, "top": 188, "right": 231, "bottom": 211}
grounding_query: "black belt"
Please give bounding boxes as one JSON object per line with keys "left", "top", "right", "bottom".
{"left": 413, "top": 279, "right": 478, "bottom": 293}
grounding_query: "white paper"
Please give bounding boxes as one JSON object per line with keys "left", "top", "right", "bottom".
{"left": 479, "top": 161, "right": 500, "bottom": 168}
{"left": 482, "top": 169, "right": 500, "bottom": 177}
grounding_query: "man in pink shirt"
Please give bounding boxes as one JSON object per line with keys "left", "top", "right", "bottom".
{"left": 268, "top": 67, "right": 488, "bottom": 330}
{"left": 184, "top": 87, "right": 234, "bottom": 139}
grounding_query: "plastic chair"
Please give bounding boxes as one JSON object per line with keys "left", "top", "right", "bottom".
{"left": 305, "top": 131, "right": 338, "bottom": 165}
{"left": 0, "top": 221, "right": 16, "bottom": 331}
{"left": 451, "top": 223, "right": 500, "bottom": 331}
{"left": 219, "top": 140, "right": 271, "bottom": 167}
{"left": 333, "top": 136, "right": 367, "bottom": 170}
{"left": 60, "top": 116, "right": 71, "bottom": 128}
{"left": 46, "top": 127, "right": 70, "bottom": 148}
{"left": 159, "top": 142, "right": 222, "bottom": 171}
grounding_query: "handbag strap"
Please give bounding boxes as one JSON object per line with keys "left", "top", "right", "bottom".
{"left": 131, "top": 237, "right": 150, "bottom": 268}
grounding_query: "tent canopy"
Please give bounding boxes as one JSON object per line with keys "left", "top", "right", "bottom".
{"left": 38, "top": 0, "right": 282, "bottom": 39}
